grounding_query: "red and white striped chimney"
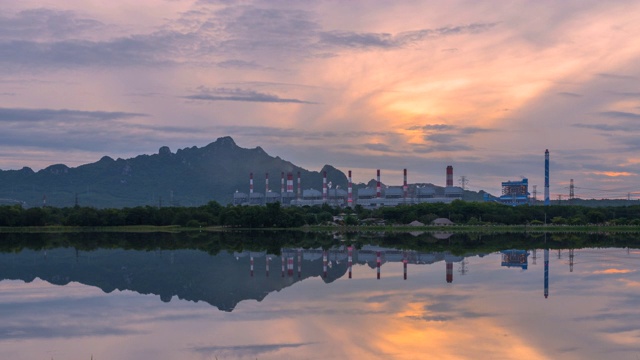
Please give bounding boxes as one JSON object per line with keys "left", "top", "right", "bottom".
{"left": 446, "top": 261, "right": 453, "bottom": 283}
{"left": 322, "top": 171, "right": 327, "bottom": 202}
{"left": 297, "top": 171, "right": 301, "bottom": 199}
{"left": 249, "top": 172, "right": 254, "bottom": 194}
{"left": 281, "top": 172, "right": 285, "bottom": 194}
{"left": 446, "top": 166, "right": 453, "bottom": 187}
{"left": 347, "top": 170, "right": 353, "bottom": 206}
{"left": 376, "top": 169, "right": 381, "bottom": 198}
{"left": 403, "top": 168, "right": 408, "bottom": 199}
{"left": 265, "top": 172, "right": 269, "bottom": 193}
{"left": 287, "top": 173, "right": 293, "bottom": 193}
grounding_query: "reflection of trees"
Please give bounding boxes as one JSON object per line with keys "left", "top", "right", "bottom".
{"left": 2, "top": 232, "right": 639, "bottom": 257}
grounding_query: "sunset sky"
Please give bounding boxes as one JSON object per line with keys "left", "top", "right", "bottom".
{"left": 2, "top": 0, "right": 640, "bottom": 198}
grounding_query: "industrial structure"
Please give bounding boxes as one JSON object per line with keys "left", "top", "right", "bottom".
{"left": 234, "top": 149, "right": 561, "bottom": 208}
{"left": 497, "top": 178, "right": 530, "bottom": 206}
{"left": 233, "top": 167, "right": 464, "bottom": 207}
{"left": 545, "top": 149, "right": 550, "bottom": 206}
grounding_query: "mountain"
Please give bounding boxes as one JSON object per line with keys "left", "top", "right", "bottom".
{"left": 0, "top": 137, "right": 348, "bottom": 208}
{"left": 0, "top": 136, "right": 488, "bottom": 208}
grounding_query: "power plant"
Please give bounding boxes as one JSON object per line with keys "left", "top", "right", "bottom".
{"left": 233, "top": 166, "right": 464, "bottom": 207}
{"left": 234, "top": 149, "right": 553, "bottom": 208}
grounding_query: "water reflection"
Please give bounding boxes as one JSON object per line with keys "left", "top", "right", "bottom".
{"left": 1, "top": 233, "right": 640, "bottom": 359}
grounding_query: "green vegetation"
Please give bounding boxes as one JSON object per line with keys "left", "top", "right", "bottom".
{"left": 1, "top": 200, "right": 640, "bottom": 230}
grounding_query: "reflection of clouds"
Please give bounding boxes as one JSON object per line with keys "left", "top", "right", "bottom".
{"left": 0, "top": 324, "right": 140, "bottom": 340}
{"left": 592, "top": 268, "right": 634, "bottom": 275}
{"left": 191, "top": 342, "right": 315, "bottom": 358}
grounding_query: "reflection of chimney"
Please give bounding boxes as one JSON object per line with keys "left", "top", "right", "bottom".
{"left": 347, "top": 170, "right": 353, "bottom": 207}
{"left": 376, "top": 170, "right": 381, "bottom": 198}
{"left": 403, "top": 251, "right": 408, "bottom": 280}
{"left": 348, "top": 246, "right": 353, "bottom": 279}
{"left": 288, "top": 257, "right": 294, "bottom": 277}
{"left": 250, "top": 255, "right": 254, "bottom": 277}
{"left": 250, "top": 173, "right": 254, "bottom": 194}
{"left": 323, "top": 250, "right": 328, "bottom": 278}
{"left": 297, "top": 250, "right": 302, "bottom": 278}
{"left": 281, "top": 255, "right": 285, "bottom": 278}
{"left": 446, "top": 261, "right": 453, "bottom": 283}
{"left": 446, "top": 166, "right": 453, "bottom": 187}
{"left": 376, "top": 251, "right": 381, "bottom": 279}
{"left": 266, "top": 256, "right": 270, "bottom": 277}
{"left": 544, "top": 248, "right": 549, "bottom": 298}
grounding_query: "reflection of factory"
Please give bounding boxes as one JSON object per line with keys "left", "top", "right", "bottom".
{"left": 235, "top": 245, "right": 464, "bottom": 282}
{"left": 233, "top": 167, "right": 464, "bottom": 207}
{"left": 500, "top": 249, "right": 529, "bottom": 269}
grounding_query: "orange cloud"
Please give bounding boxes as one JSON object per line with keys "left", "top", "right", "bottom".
{"left": 591, "top": 171, "right": 635, "bottom": 177}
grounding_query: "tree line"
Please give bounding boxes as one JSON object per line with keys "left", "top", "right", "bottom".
{"left": 1, "top": 200, "right": 640, "bottom": 228}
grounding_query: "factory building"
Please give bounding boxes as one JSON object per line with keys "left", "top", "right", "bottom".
{"left": 497, "top": 178, "right": 530, "bottom": 206}
{"left": 234, "top": 167, "right": 463, "bottom": 207}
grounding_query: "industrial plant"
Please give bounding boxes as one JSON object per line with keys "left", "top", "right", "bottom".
{"left": 232, "top": 166, "right": 464, "bottom": 208}
{"left": 233, "top": 149, "right": 553, "bottom": 208}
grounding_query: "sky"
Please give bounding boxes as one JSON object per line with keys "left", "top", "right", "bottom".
{"left": 1, "top": 0, "right": 640, "bottom": 198}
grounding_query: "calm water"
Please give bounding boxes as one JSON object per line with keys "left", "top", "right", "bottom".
{"left": 1, "top": 233, "right": 640, "bottom": 359}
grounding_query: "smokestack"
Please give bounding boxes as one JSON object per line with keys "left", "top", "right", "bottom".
{"left": 265, "top": 172, "right": 269, "bottom": 193}
{"left": 446, "top": 261, "right": 453, "bottom": 283}
{"left": 446, "top": 166, "right": 453, "bottom": 187}
{"left": 403, "top": 168, "right": 408, "bottom": 200}
{"left": 297, "top": 171, "right": 301, "bottom": 200}
{"left": 281, "top": 172, "right": 285, "bottom": 194}
{"left": 376, "top": 169, "right": 381, "bottom": 198}
{"left": 347, "top": 170, "right": 353, "bottom": 207}
{"left": 376, "top": 251, "right": 381, "bottom": 279}
{"left": 250, "top": 173, "right": 254, "bottom": 194}
{"left": 544, "top": 149, "right": 550, "bottom": 206}
{"left": 323, "top": 171, "right": 327, "bottom": 202}
{"left": 287, "top": 173, "right": 293, "bottom": 193}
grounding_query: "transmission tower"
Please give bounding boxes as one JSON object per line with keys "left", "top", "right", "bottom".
{"left": 459, "top": 176, "right": 469, "bottom": 190}
{"left": 569, "top": 179, "right": 575, "bottom": 201}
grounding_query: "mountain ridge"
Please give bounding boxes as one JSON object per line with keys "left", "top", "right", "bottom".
{"left": 0, "top": 137, "right": 352, "bottom": 208}
{"left": 0, "top": 136, "right": 484, "bottom": 208}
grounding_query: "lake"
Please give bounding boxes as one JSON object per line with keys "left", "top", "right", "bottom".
{"left": 1, "top": 231, "right": 639, "bottom": 359}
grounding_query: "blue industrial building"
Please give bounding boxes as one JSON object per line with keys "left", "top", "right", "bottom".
{"left": 497, "top": 178, "right": 530, "bottom": 206}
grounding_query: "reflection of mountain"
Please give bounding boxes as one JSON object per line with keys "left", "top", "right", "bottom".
{"left": 0, "top": 246, "right": 463, "bottom": 312}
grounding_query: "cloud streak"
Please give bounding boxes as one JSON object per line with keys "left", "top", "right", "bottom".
{"left": 184, "top": 87, "right": 316, "bottom": 104}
